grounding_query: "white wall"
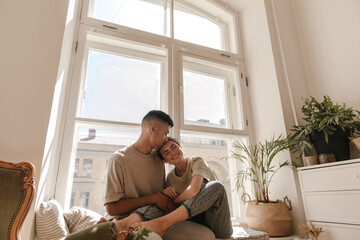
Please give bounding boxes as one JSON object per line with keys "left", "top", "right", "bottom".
{"left": 239, "top": 0, "right": 305, "bottom": 233}
{"left": 244, "top": 0, "right": 360, "bottom": 234}
{"left": 290, "top": 0, "right": 360, "bottom": 110}
{"left": 0, "top": 1, "right": 69, "bottom": 239}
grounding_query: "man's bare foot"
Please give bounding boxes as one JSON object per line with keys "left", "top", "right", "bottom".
{"left": 131, "top": 220, "right": 167, "bottom": 236}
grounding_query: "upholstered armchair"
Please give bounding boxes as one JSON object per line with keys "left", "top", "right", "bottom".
{"left": 0, "top": 160, "right": 35, "bottom": 240}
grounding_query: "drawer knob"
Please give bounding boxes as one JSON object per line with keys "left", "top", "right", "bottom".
{"left": 358, "top": 174, "right": 360, "bottom": 179}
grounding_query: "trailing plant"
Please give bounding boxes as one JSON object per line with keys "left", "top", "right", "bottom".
{"left": 231, "top": 135, "right": 292, "bottom": 203}
{"left": 289, "top": 95, "right": 360, "bottom": 157}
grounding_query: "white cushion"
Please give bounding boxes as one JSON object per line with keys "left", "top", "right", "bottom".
{"left": 63, "top": 206, "right": 102, "bottom": 233}
{"left": 35, "top": 199, "right": 69, "bottom": 240}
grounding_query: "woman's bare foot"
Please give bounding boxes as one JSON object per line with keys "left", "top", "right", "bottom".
{"left": 115, "top": 213, "right": 142, "bottom": 233}
{"left": 131, "top": 220, "right": 167, "bottom": 236}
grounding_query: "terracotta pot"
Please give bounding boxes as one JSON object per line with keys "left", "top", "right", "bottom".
{"left": 319, "top": 153, "right": 336, "bottom": 164}
{"left": 350, "top": 137, "right": 360, "bottom": 152}
{"left": 303, "top": 156, "right": 319, "bottom": 166}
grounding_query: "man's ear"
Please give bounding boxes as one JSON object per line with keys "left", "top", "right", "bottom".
{"left": 149, "top": 124, "right": 157, "bottom": 134}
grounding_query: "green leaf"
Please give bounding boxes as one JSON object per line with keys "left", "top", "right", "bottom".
{"left": 130, "top": 227, "right": 152, "bottom": 240}
{"left": 229, "top": 134, "right": 292, "bottom": 202}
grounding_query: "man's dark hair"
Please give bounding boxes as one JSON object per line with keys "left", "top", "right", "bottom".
{"left": 157, "top": 137, "right": 180, "bottom": 159}
{"left": 142, "top": 110, "right": 174, "bottom": 127}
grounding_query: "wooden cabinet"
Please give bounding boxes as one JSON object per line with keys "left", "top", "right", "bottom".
{"left": 298, "top": 158, "right": 360, "bottom": 239}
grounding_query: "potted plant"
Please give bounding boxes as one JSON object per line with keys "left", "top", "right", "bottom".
{"left": 231, "top": 135, "right": 293, "bottom": 237}
{"left": 287, "top": 125, "right": 318, "bottom": 166}
{"left": 289, "top": 95, "right": 360, "bottom": 161}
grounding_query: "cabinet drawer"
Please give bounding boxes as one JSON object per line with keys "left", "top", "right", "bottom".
{"left": 303, "top": 191, "right": 360, "bottom": 225}
{"left": 299, "top": 162, "right": 360, "bottom": 192}
{"left": 314, "top": 222, "right": 360, "bottom": 240}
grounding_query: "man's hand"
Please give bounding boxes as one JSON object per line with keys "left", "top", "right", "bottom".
{"left": 162, "top": 186, "right": 178, "bottom": 200}
{"left": 154, "top": 192, "right": 175, "bottom": 213}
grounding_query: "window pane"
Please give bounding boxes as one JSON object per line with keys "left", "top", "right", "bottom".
{"left": 83, "top": 159, "right": 93, "bottom": 177}
{"left": 79, "top": 192, "right": 90, "bottom": 209}
{"left": 180, "top": 133, "right": 234, "bottom": 217}
{"left": 183, "top": 70, "right": 227, "bottom": 128}
{"left": 74, "top": 158, "right": 79, "bottom": 177}
{"left": 70, "top": 127, "right": 140, "bottom": 215}
{"left": 80, "top": 50, "right": 162, "bottom": 123}
{"left": 89, "top": 0, "right": 170, "bottom": 36}
{"left": 174, "top": 4, "right": 222, "bottom": 50}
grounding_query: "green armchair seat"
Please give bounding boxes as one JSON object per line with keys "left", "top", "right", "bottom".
{"left": 0, "top": 160, "right": 35, "bottom": 240}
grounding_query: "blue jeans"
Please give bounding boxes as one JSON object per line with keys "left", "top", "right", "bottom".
{"left": 133, "top": 205, "right": 166, "bottom": 221}
{"left": 182, "top": 181, "right": 233, "bottom": 239}
{"left": 133, "top": 181, "right": 233, "bottom": 238}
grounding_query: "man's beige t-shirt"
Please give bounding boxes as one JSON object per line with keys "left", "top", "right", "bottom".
{"left": 166, "top": 156, "right": 216, "bottom": 194}
{"left": 103, "top": 145, "right": 165, "bottom": 207}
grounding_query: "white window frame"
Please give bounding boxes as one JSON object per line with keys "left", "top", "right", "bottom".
{"left": 173, "top": 0, "right": 229, "bottom": 51}
{"left": 178, "top": 53, "right": 247, "bottom": 132}
{"left": 54, "top": 0, "right": 251, "bottom": 223}
{"left": 81, "top": 0, "right": 240, "bottom": 54}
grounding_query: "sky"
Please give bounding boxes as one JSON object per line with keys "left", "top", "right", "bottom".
{"left": 81, "top": 0, "right": 229, "bottom": 126}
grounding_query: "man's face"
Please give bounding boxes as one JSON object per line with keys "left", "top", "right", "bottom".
{"left": 151, "top": 123, "right": 170, "bottom": 150}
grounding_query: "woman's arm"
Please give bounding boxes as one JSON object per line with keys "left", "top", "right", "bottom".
{"left": 174, "top": 174, "right": 203, "bottom": 204}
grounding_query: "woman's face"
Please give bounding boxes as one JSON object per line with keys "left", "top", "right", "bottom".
{"left": 160, "top": 140, "right": 183, "bottom": 164}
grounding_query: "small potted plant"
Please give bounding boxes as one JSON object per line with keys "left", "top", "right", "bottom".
{"left": 231, "top": 134, "right": 293, "bottom": 237}
{"left": 289, "top": 96, "right": 360, "bottom": 161}
{"left": 288, "top": 125, "right": 318, "bottom": 166}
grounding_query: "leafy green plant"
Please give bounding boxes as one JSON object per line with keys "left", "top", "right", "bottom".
{"left": 231, "top": 135, "right": 292, "bottom": 203}
{"left": 289, "top": 95, "right": 360, "bottom": 157}
{"left": 130, "top": 227, "right": 151, "bottom": 240}
{"left": 288, "top": 124, "right": 314, "bottom": 158}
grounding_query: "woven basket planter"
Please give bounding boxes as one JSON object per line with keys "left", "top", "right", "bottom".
{"left": 242, "top": 193, "right": 293, "bottom": 237}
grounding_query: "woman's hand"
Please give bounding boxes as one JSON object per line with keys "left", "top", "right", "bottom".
{"left": 162, "top": 186, "right": 178, "bottom": 200}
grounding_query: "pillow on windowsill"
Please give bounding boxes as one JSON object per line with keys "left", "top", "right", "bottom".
{"left": 63, "top": 206, "right": 103, "bottom": 233}
{"left": 35, "top": 199, "right": 69, "bottom": 240}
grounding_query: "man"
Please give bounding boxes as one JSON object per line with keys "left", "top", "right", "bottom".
{"left": 103, "top": 110, "right": 174, "bottom": 227}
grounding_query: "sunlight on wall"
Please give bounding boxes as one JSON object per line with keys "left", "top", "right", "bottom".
{"left": 37, "top": 71, "right": 64, "bottom": 205}
{"left": 66, "top": 0, "right": 76, "bottom": 25}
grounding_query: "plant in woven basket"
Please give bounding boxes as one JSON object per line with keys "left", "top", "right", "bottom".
{"left": 231, "top": 134, "right": 292, "bottom": 202}
{"left": 301, "top": 221, "right": 323, "bottom": 240}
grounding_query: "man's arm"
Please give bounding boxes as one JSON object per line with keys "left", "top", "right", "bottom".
{"left": 105, "top": 192, "right": 175, "bottom": 216}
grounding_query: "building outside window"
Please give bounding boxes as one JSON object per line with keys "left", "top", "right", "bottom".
{"left": 56, "top": 0, "right": 250, "bottom": 223}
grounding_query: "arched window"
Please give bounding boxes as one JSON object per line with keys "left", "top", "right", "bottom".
{"left": 85, "top": 0, "right": 239, "bottom": 53}
{"left": 56, "top": 0, "right": 249, "bottom": 222}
